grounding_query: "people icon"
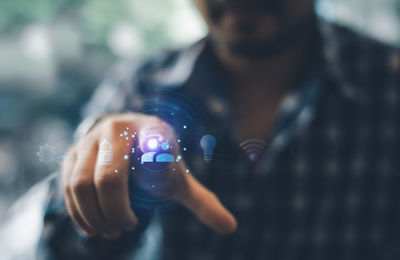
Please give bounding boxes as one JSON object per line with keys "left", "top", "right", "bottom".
{"left": 141, "top": 137, "right": 175, "bottom": 164}
{"left": 141, "top": 151, "right": 157, "bottom": 163}
{"left": 156, "top": 142, "right": 174, "bottom": 162}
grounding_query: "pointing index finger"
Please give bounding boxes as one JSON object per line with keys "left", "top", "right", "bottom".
{"left": 174, "top": 171, "right": 237, "bottom": 234}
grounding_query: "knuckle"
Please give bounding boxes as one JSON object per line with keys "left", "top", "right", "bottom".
{"left": 62, "top": 181, "right": 71, "bottom": 195}
{"left": 82, "top": 131, "right": 99, "bottom": 146}
{"left": 109, "top": 119, "right": 125, "bottom": 132}
{"left": 94, "top": 172, "right": 122, "bottom": 190}
{"left": 71, "top": 178, "right": 92, "bottom": 194}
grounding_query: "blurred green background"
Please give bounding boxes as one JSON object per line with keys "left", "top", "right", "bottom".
{"left": 0, "top": 0, "right": 399, "bottom": 220}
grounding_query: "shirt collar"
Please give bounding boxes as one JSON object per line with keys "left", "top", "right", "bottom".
{"left": 317, "top": 18, "right": 364, "bottom": 102}
{"left": 150, "top": 39, "right": 207, "bottom": 88}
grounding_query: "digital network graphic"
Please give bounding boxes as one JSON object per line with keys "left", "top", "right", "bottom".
{"left": 124, "top": 89, "right": 218, "bottom": 211}
{"left": 34, "top": 89, "right": 272, "bottom": 212}
{"left": 133, "top": 90, "right": 216, "bottom": 163}
{"left": 239, "top": 139, "right": 269, "bottom": 163}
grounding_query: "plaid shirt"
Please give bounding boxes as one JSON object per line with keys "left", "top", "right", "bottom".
{"left": 38, "top": 17, "right": 400, "bottom": 260}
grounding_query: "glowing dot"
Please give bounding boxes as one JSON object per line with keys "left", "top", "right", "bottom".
{"left": 185, "top": 169, "right": 190, "bottom": 173}
{"left": 177, "top": 139, "right": 181, "bottom": 143}
{"left": 172, "top": 168, "right": 176, "bottom": 171}
{"left": 114, "top": 170, "right": 119, "bottom": 173}
{"left": 123, "top": 131, "right": 128, "bottom": 136}
{"left": 161, "top": 142, "right": 170, "bottom": 151}
{"left": 120, "top": 134, "right": 123, "bottom": 137}
{"left": 171, "top": 112, "right": 174, "bottom": 116}
{"left": 131, "top": 135, "right": 135, "bottom": 138}
{"left": 183, "top": 125, "right": 187, "bottom": 129}
{"left": 152, "top": 185, "right": 155, "bottom": 189}
{"left": 147, "top": 138, "right": 158, "bottom": 149}
{"left": 249, "top": 153, "right": 258, "bottom": 162}
{"left": 183, "top": 147, "right": 187, "bottom": 151}
{"left": 131, "top": 167, "right": 135, "bottom": 171}
{"left": 126, "top": 127, "right": 129, "bottom": 130}
{"left": 131, "top": 148, "right": 135, "bottom": 153}
{"left": 124, "top": 155, "right": 129, "bottom": 160}
{"left": 176, "top": 155, "right": 182, "bottom": 162}
{"left": 125, "top": 137, "right": 129, "bottom": 140}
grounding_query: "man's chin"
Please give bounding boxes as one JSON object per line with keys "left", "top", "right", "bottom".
{"left": 219, "top": 32, "right": 288, "bottom": 60}
{"left": 225, "top": 41, "right": 282, "bottom": 60}
{"left": 214, "top": 14, "right": 316, "bottom": 61}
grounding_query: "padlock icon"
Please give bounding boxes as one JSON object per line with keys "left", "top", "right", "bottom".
{"left": 98, "top": 139, "right": 113, "bottom": 165}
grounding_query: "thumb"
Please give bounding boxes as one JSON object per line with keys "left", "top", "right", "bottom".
{"left": 173, "top": 172, "right": 237, "bottom": 234}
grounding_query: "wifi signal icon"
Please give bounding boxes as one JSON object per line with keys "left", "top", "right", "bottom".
{"left": 239, "top": 139, "right": 269, "bottom": 162}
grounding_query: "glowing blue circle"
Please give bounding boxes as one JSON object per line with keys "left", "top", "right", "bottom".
{"left": 147, "top": 138, "right": 158, "bottom": 150}
{"left": 249, "top": 153, "right": 259, "bottom": 162}
{"left": 161, "top": 142, "right": 170, "bottom": 151}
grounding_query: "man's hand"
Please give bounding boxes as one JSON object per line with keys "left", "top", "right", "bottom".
{"left": 62, "top": 113, "right": 237, "bottom": 239}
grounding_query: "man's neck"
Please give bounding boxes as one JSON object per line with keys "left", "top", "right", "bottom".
{"left": 215, "top": 34, "right": 312, "bottom": 92}
{"left": 212, "top": 27, "right": 316, "bottom": 141}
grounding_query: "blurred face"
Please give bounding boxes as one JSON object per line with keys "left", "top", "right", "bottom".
{"left": 194, "top": 0, "right": 315, "bottom": 59}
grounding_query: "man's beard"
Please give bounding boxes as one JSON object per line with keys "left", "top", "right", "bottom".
{"left": 224, "top": 15, "right": 316, "bottom": 60}
{"left": 207, "top": 0, "right": 316, "bottom": 60}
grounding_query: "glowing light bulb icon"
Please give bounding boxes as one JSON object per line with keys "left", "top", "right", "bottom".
{"left": 200, "top": 135, "right": 216, "bottom": 163}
